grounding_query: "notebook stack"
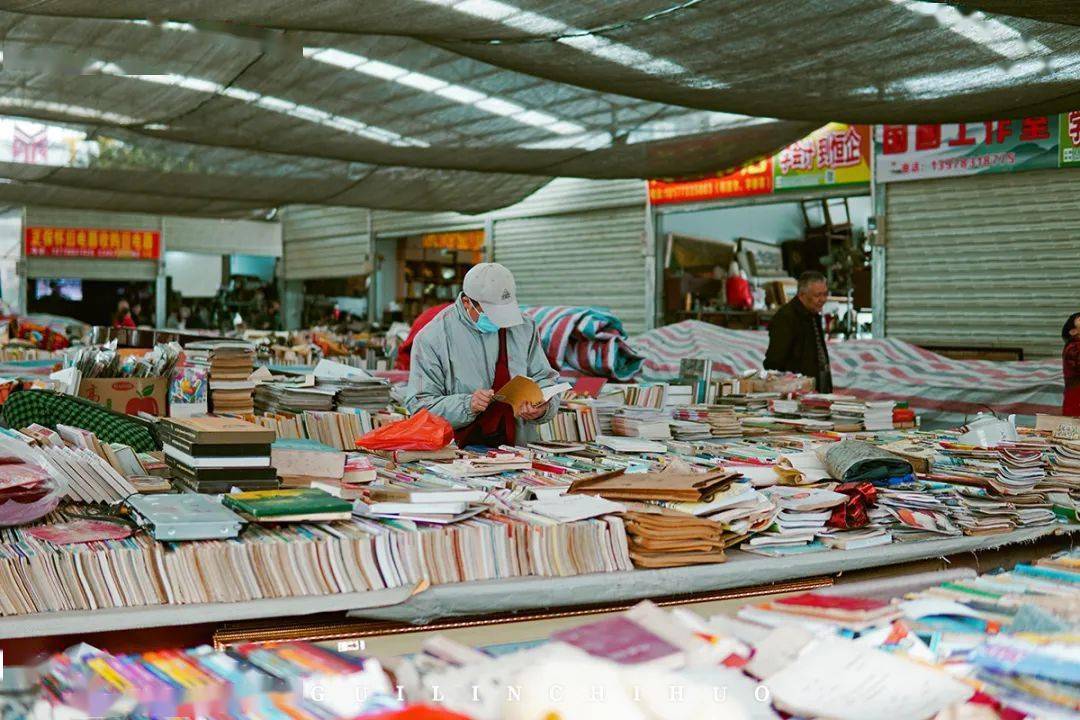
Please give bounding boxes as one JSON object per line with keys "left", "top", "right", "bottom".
{"left": 190, "top": 341, "right": 256, "bottom": 414}
{"left": 160, "top": 416, "right": 278, "bottom": 493}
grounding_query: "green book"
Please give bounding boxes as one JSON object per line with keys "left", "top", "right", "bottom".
{"left": 222, "top": 488, "right": 352, "bottom": 521}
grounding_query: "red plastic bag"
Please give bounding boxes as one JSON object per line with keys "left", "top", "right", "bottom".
{"left": 355, "top": 408, "right": 454, "bottom": 451}
{"left": 726, "top": 273, "right": 753, "bottom": 310}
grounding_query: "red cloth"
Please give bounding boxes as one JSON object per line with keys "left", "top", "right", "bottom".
{"left": 395, "top": 303, "right": 451, "bottom": 371}
{"left": 113, "top": 314, "right": 135, "bottom": 329}
{"left": 454, "top": 329, "right": 516, "bottom": 448}
{"left": 827, "top": 481, "right": 877, "bottom": 529}
{"left": 1063, "top": 340, "right": 1080, "bottom": 416}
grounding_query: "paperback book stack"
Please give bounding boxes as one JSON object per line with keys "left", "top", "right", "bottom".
{"left": 320, "top": 377, "right": 392, "bottom": 412}
{"left": 743, "top": 485, "right": 849, "bottom": 556}
{"left": 189, "top": 341, "right": 256, "bottom": 415}
{"left": 539, "top": 403, "right": 599, "bottom": 443}
{"left": 161, "top": 416, "right": 278, "bottom": 493}
{"left": 672, "top": 405, "right": 742, "bottom": 439}
{"left": 610, "top": 407, "right": 672, "bottom": 440}
{"left": 253, "top": 383, "right": 336, "bottom": 414}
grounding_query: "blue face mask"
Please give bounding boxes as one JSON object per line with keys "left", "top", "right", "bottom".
{"left": 475, "top": 312, "right": 499, "bottom": 333}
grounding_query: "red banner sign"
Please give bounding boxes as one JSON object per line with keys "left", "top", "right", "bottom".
{"left": 24, "top": 226, "right": 161, "bottom": 260}
{"left": 648, "top": 158, "right": 774, "bottom": 205}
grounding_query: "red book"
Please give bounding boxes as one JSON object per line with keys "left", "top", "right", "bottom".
{"left": 551, "top": 616, "right": 681, "bottom": 668}
{"left": 775, "top": 592, "right": 889, "bottom": 612}
{"left": 572, "top": 376, "right": 607, "bottom": 398}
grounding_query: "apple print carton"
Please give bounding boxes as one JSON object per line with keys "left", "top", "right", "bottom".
{"left": 78, "top": 377, "right": 169, "bottom": 418}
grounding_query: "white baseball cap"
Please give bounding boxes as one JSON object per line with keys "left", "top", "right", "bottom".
{"left": 462, "top": 262, "right": 522, "bottom": 328}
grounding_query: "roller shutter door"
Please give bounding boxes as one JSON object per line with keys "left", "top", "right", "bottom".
{"left": 281, "top": 206, "right": 370, "bottom": 280}
{"left": 493, "top": 205, "right": 647, "bottom": 333}
{"left": 885, "top": 168, "right": 1080, "bottom": 358}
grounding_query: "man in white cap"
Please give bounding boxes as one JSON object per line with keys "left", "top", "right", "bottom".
{"left": 405, "top": 262, "right": 560, "bottom": 446}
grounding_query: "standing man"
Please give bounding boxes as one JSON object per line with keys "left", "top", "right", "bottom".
{"left": 406, "top": 263, "right": 560, "bottom": 446}
{"left": 763, "top": 271, "right": 833, "bottom": 392}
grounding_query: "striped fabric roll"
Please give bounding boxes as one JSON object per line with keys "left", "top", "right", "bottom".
{"left": 524, "top": 306, "right": 645, "bottom": 381}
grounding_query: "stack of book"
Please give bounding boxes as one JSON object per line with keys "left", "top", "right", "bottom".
{"left": 744, "top": 485, "right": 850, "bottom": 556}
{"left": 253, "top": 409, "right": 373, "bottom": 450}
{"left": 669, "top": 419, "right": 711, "bottom": 441}
{"left": 610, "top": 407, "right": 672, "bottom": 439}
{"left": 271, "top": 437, "right": 345, "bottom": 487}
{"left": 622, "top": 508, "right": 729, "bottom": 568}
{"left": 160, "top": 416, "right": 278, "bottom": 493}
{"left": 320, "top": 377, "right": 392, "bottom": 412}
{"left": 189, "top": 341, "right": 256, "bottom": 414}
{"left": 254, "top": 383, "right": 337, "bottom": 414}
{"left": 618, "top": 384, "right": 669, "bottom": 409}
{"left": 357, "top": 484, "right": 488, "bottom": 524}
{"left": 539, "top": 402, "right": 599, "bottom": 443}
{"left": 671, "top": 405, "right": 742, "bottom": 438}
{"left": 737, "top": 591, "right": 903, "bottom": 632}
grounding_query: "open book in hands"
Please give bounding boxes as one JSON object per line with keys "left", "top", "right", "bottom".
{"left": 494, "top": 375, "right": 571, "bottom": 416}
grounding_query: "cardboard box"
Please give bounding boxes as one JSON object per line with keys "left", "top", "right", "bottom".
{"left": 78, "top": 377, "right": 168, "bottom": 417}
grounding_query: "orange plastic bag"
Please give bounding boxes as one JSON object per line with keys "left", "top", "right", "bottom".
{"left": 355, "top": 408, "right": 454, "bottom": 451}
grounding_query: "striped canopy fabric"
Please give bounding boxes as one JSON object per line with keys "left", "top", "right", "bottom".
{"left": 630, "top": 321, "right": 1063, "bottom": 425}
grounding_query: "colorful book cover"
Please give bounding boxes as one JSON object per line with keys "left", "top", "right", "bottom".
{"left": 222, "top": 488, "right": 352, "bottom": 518}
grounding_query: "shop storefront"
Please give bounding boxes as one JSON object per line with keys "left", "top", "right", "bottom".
{"left": 21, "top": 208, "right": 162, "bottom": 327}
{"left": 648, "top": 123, "right": 873, "bottom": 336}
{"left": 21, "top": 208, "right": 282, "bottom": 330}
{"left": 876, "top": 111, "right": 1080, "bottom": 359}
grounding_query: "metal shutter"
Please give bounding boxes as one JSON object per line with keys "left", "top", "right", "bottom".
{"left": 885, "top": 168, "right": 1080, "bottom": 358}
{"left": 281, "top": 206, "right": 370, "bottom": 280}
{"left": 163, "top": 217, "right": 281, "bottom": 256}
{"left": 493, "top": 205, "right": 647, "bottom": 333}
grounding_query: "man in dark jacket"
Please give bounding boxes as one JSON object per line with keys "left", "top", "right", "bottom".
{"left": 763, "top": 271, "right": 833, "bottom": 392}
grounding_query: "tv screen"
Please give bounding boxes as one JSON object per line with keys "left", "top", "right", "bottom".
{"left": 35, "top": 278, "right": 83, "bottom": 302}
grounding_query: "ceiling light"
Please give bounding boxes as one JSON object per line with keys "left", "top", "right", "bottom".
{"left": 355, "top": 59, "right": 408, "bottom": 81}
{"left": 474, "top": 97, "right": 524, "bottom": 116}
{"left": 434, "top": 85, "right": 486, "bottom": 104}
{"left": 397, "top": 72, "right": 448, "bottom": 92}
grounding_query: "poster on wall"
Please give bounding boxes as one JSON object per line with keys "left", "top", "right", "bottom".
{"left": 647, "top": 123, "right": 871, "bottom": 205}
{"left": 875, "top": 115, "right": 1061, "bottom": 182}
{"left": 24, "top": 226, "right": 161, "bottom": 260}
{"left": 773, "top": 122, "right": 871, "bottom": 191}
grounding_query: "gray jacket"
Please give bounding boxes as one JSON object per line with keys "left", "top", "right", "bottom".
{"left": 405, "top": 296, "right": 560, "bottom": 442}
